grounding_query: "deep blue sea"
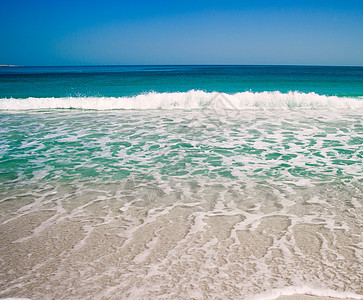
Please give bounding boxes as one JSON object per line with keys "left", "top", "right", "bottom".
{"left": 0, "top": 66, "right": 362, "bottom": 299}
{"left": 1, "top": 65, "right": 363, "bottom": 98}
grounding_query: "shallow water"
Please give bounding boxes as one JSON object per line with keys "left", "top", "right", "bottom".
{"left": 1, "top": 64, "right": 362, "bottom": 299}
{"left": 0, "top": 107, "right": 362, "bottom": 299}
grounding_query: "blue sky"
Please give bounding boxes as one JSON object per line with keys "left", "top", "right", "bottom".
{"left": 1, "top": 0, "right": 362, "bottom": 66}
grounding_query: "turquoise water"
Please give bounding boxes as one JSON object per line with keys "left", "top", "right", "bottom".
{"left": 0, "top": 110, "right": 362, "bottom": 184}
{"left": 0, "top": 66, "right": 362, "bottom": 299}
{"left": 1, "top": 65, "right": 363, "bottom": 98}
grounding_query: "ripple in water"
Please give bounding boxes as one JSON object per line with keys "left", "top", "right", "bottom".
{"left": 0, "top": 109, "right": 362, "bottom": 299}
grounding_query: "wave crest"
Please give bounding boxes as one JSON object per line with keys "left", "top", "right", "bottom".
{"left": 0, "top": 90, "right": 362, "bottom": 110}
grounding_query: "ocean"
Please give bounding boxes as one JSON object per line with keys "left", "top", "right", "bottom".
{"left": 0, "top": 65, "right": 362, "bottom": 299}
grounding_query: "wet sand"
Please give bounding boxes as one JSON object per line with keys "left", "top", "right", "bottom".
{"left": 1, "top": 110, "right": 362, "bottom": 299}
{"left": 277, "top": 295, "right": 360, "bottom": 300}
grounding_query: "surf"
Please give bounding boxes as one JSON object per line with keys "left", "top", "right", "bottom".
{"left": 0, "top": 90, "right": 362, "bottom": 111}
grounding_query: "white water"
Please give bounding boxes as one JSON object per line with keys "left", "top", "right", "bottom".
{"left": 0, "top": 90, "right": 362, "bottom": 110}
{"left": 0, "top": 108, "right": 362, "bottom": 299}
{"left": 250, "top": 286, "right": 363, "bottom": 299}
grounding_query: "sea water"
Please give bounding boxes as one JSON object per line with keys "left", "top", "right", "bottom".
{"left": 0, "top": 66, "right": 362, "bottom": 299}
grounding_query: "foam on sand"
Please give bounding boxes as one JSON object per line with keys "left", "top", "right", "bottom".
{"left": 249, "top": 286, "right": 363, "bottom": 300}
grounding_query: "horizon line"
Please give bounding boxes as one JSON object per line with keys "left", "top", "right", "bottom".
{"left": 1, "top": 64, "right": 363, "bottom": 68}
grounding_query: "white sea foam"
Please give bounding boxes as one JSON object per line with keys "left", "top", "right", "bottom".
{"left": 0, "top": 90, "right": 362, "bottom": 110}
{"left": 248, "top": 286, "right": 363, "bottom": 300}
{"left": 1, "top": 105, "right": 362, "bottom": 299}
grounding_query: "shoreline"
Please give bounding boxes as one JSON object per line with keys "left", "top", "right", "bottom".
{"left": 276, "top": 296, "right": 361, "bottom": 300}
{"left": 249, "top": 287, "right": 363, "bottom": 300}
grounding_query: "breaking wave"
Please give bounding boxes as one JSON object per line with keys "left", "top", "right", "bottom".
{"left": 0, "top": 90, "right": 362, "bottom": 111}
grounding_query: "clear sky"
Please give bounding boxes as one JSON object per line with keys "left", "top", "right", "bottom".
{"left": 1, "top": 0, "right": 362, "bottom": 66}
